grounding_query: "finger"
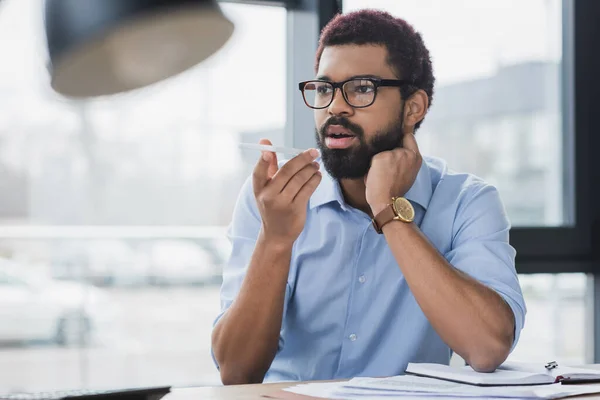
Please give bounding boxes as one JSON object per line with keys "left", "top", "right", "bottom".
{"left": 258, "top": 139, "right": 279, "bottom": 178}
{"left": 253, "top": 138, "right": 276, "bottom": 194}
{"left": 252, "top": 155, "right": 271, "bottom": 195}
{"left": 281, "top": 162, "right": 320, "bottom": 199}
{"left": 402, "top": 132, "right": 420, "bottom": 156}
{"left": 268, "top": 154, "right": 279, "bottom": 178}
{"left": 293, "top": 171, "right": 322, "bottom": 204}
{"left": 270, "top": 148, "right": 320, "bottom": 193}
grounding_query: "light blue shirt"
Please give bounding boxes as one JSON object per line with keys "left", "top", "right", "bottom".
{"left": 214, "top": 155, "right": 526, "bottom": 382}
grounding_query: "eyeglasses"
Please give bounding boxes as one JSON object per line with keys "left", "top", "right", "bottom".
{"left": 298, "top": 77, "right": 408, "bottom": 109}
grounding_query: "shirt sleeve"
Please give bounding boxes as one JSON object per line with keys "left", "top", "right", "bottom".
{"left": 211, "top": 174, "right": 290, "bottom": 369}
{"left": 444, "top": 181, "right": 527, "bottom": 352}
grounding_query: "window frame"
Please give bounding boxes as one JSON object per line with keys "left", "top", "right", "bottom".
{"left": 283, "top": 0, "right": 342, "bottom": 150}
{"left": 510, "top": 0, "right": 598, "bottom": 275}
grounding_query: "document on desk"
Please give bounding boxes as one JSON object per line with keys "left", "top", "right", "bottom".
{"left": 341, "top": 375, "right": 600, "bottom": 398}
{"left": 273, "top": 375, "right": 600, "bottom": 400}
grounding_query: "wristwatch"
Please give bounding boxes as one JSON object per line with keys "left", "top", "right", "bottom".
{"left": 372, "top": 197, "right": 415, "bottom": 234}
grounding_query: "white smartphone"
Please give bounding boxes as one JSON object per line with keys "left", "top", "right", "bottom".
{"left": 238, "top": 142, "right": 309, "bottom": 156}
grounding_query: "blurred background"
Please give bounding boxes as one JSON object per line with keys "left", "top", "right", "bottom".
{"left": 0, "top": 0, "right": 598, "bottom": 393}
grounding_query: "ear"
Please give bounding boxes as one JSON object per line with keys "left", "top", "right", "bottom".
{"left": 402, "top": 89, "right": 429, "bottom": 134}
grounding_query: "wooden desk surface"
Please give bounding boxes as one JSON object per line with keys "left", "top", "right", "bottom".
{"left": 164, "top": 382, "right": 297, "bottom": 400}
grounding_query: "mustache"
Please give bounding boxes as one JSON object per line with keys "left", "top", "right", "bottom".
{"left": 319, "top": 116, "right": 364, "bottom": 138}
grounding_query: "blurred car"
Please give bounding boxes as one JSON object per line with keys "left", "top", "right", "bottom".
{"left": 0, "top": 259, "right": 113, "bottom": 346}
{"left": 146, "top": 239, "right": 221, "bottom": 286}
{"left": 204, "top": 237, "right": 232, "bottom": 266}
{"left": 51, "top": 240, "right": 150, "bottom": 287}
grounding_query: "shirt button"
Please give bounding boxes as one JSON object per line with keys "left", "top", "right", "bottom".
{"left": 358, "top": 275, "right": 366, "bottom": 284}
{"left": 349, "top": 333, "right": 357, "bottom": 341}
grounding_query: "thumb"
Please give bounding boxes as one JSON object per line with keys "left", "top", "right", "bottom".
{"left": 402, "top": 132, "right": 420, "bottom": 156}
{"left": 259, "top": 138, "right": 279, "bottom": 179}
{"left": 253, "top": 139, "right": 277, "bottom": 194}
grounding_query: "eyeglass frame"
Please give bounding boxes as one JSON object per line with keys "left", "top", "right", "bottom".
{"left": 298, "top": 77, "right": 410, "bottom": 109}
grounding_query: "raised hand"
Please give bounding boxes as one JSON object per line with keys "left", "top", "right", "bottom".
{"left": 366, "top": 133, "right": 422, "bottom": 216}
{"left": 252, "top": 139, "right": 322, "bottom": 245}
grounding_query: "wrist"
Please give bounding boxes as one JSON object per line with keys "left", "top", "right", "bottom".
{"left": 370, "top": 200, "right": 392, "bottom": 216}
{"left": 259, "top": 230, "right": 295, "bottom": 252}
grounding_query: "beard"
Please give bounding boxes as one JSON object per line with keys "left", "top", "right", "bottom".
{"left": 315, "top": 115, "right": 404, "bottom": 180}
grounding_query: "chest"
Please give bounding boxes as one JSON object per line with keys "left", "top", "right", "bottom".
{"left": 285, "top": 204, "right": 454, "bottom": 317}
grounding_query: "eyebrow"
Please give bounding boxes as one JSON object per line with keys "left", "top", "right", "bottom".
{"left": 315, "top": 74, "right": 383, "bottom": 81}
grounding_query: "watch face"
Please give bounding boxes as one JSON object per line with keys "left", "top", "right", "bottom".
{"left": 393, "top": 197, "right": 415, "bottom": 222}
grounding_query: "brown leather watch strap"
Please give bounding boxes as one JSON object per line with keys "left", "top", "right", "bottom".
{"left": 372, "top": 205, "right": 396, "bottom": 234}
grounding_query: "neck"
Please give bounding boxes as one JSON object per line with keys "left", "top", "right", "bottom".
{"left": 339, "top": 177, "right": 373, "bottom": 217}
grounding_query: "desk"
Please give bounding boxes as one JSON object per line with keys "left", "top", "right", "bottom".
{"left": 163, "top": 366, "right": 600, "bottom": 400}
{"left": 163, "top": 381, "right": 600, "bottom": 400}
{"left": 164, "top": 382, "right": 299, "bottom": 400}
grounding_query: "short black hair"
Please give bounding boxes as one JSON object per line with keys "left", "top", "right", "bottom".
{"left": 316, "top": 9, "right": 435, "bottom": 131}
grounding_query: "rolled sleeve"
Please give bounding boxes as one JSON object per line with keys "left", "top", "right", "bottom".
{"left": 211, "top": 175, "right": 290, "bottom": 369}
{"left": 444, "top": 182, "right": 526, "bottom": 352}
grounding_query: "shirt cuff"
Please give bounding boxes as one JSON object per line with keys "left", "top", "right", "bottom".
{"left": 495, "top": 289, "right": 526, "bottom": 353}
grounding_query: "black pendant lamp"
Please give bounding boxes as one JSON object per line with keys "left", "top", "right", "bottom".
{"left": 44, "top": 0, "right": 234, "bottom": 98}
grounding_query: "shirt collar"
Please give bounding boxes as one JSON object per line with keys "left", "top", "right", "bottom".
{"left": 309, "top": 159, "right": 347, "bottom": 210}
{"left": 403, "top": 159, "right": 433, "bottom": 210}
{"left": 309, "top": 158, "right": 433, "bottom": 211}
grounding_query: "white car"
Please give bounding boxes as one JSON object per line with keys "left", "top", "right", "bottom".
{"left": 51, "top": 240, "right": 150, "bottom": 287}
{"left": 0, "top": 261, "right": 113, "bottom": 346}
{"left": 147, "top": 240, "right": 221, "bottom": 286}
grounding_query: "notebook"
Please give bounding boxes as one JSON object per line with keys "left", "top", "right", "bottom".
{"left": 405, "top": 361, "right": 600, "bottom": 386}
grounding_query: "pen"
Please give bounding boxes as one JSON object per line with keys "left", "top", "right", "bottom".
{"left": 238, "top": 142, "right": 312, "bottom": 156}
{"left": 545, "top": 361, "right": 558, "bottom": 370}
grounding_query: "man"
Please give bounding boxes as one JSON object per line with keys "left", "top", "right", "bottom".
{"left": 211, "top": 9, "right": 526, "bottom": 385}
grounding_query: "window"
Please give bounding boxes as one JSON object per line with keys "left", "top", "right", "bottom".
{"left": 511, "top": 273, "right": 589, "bottom": 364}
{"left": 344, "top": 0, "right": 566, "bottom": 228}
{"left": 0, "top": 0, "right": 286, "bottom": 391}
{"left": 340, "top": 0, "right": 595, "bottom": 364}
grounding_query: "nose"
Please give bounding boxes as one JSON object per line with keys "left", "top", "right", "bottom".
{"left": 327, "top": 87, "right": 354, "bottom": 117}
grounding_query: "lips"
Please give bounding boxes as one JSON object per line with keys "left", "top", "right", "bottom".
{"left": 326, "top": 125, "right": 355, "bottom": 138}
{"left": 324, "top": 125, "right": 357, "bottom": 149}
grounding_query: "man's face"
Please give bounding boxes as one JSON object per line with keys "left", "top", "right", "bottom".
{"left": 314, "top": 44, "right": 405, "bottom": 180}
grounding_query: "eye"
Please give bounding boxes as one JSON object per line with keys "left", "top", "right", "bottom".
{"left": 354, "top": 85, "right": 374, "bottom": 94}
{"left": 316, "top": 84, "right": 332, "bottom": 95}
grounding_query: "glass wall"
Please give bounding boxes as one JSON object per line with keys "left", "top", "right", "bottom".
{"left": 511, "top": 273, "right": 589, "bottom": 364}
{"left": 0, "top": 0, "right": 286, "bottom": 391}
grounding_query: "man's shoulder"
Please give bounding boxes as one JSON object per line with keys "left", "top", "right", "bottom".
{"left": 422, "top": 156, "right": 510, "bottom": 241}
{"left": 423, "top": 155, "right": 499, "bottom": 206}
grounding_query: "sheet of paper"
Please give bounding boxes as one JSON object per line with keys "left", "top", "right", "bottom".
{"left": 282, "top": 377, "right": 537, "bottom": 399}
{"left": 346, "top": 375, "right": 478, "bottom": 392}
{"left": 281, "top": 374, "right": 600, "bottom": 400}
{"left": 531, "top": 384, "right": 600, "bottom": 399}
{"left": 283, "top": 382, "right": 519, "bottom": 400}
{"left": 337, "top": 375, "right": 600, "bottom": 399}
{"left": 340, "top": 375, "right": 546, "bottom": 398}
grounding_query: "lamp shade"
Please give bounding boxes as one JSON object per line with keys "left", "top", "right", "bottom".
{"left": 44, "top": 0, "right": 234, "bottom": 97}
